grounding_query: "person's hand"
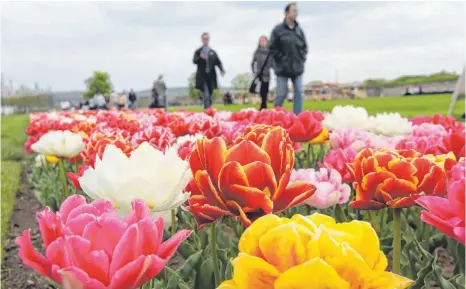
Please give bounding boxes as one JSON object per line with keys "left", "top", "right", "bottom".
{"left": 200, "top": 51, "right": 207, "bottom": 59}
{"left": 220, "top": 71, "right": 225, "bottom": 77}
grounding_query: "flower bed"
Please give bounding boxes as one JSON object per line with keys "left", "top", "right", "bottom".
{"left": 15, "top": 106, "right": 466, "bottom": 288}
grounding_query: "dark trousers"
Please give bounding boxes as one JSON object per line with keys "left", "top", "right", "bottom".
{"left": 259, "top": 81, "right": 270, "bottom": 110}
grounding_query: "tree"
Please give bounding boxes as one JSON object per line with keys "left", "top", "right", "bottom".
{"left": 188, "top": 72, "right": 201, "bottom": 99}
{"left": 84, "top": 71, "right": 113, "bottom": 100}
{"left": 231, "top": 72, "right": 252, "bottom": 91}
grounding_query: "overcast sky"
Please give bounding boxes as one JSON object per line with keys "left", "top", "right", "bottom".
{"left": 2, "top": 1, "right": 465, "bottom": 91}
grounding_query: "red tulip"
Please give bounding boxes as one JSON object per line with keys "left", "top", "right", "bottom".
{"left": 66, "top": 165, "right": 89, "bottom": 190}
{"left": 287, "top": 111, "right": 325, "bottom": 143}
{"left": 16, "top": 195, "right": 191, "bottom": 288}
{"left": 187, "top": 129, "right": 316, "bottom": 228}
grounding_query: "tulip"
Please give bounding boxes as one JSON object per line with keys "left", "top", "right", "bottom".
{"left": 79, "top": 142, "right": 192, "bottom": 216}
{"left": 290, "top": 168, "right": 351, "bottom": 209}
{"left": 131, "top": 126, "right": 176, "bottom": 152}
{"left": 416, "top": 160, "right": 465, "bottom": 244}
{"left": 66, "top": 165, "right": 89, "bottom": 190}
{"left": 287, "top": 111, "right": 326, "bottom": 143}
{"left": 217, "top": 213, "right": 413, "bottom": 289}
{"left": 16, "top": 195, "right": 191, "bottom": 289}
{"left": 31, "top": 130, "right": 85, "bottom": 159}
{"left": 318, "top": 148, "right": 356, "bottom": 183}
{"left": 369, "top": 112, "right": 412, "bottom": 136}
{"left": 188, "top": 127, "right": 316, "bottom": 228}
{"left": 322, "top": 105, "right": 371, "bottom": 131}
{"left": 347, "top": 148, "right": 447, "bottom": 210}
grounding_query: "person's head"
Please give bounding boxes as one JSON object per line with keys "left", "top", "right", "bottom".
{"left": 258, "top": 35, "right": 268, "bottom": 48}
{"left": 201, "top": 32, "right": 210, "bottom": 46}
{"left": 285, "top": 2, "right": 298, "bottom": 22}
{"left": 158, "top": 74, "right": 164, "bottom": 80}
{"left": 130, "top": 88, "right": 134, "bottom": 92}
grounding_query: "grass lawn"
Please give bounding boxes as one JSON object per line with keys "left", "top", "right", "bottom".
{"left": 169, "top": 94, "right": 465, "bottom": 119}
{"left": 1, "top": 115, "right": 29, "bottom": 256}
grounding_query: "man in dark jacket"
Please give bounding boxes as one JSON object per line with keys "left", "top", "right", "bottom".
{"left": 128, "top": 89, "right": 137, "bottom": 110}
{"left": 269, "top": 2, "right": 308, "bottom": 114}
{"left": 193, "top": 32, "right": 225, "bottom": 109}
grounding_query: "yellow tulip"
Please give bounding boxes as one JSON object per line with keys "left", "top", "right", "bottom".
{"left": 218, "top": 213, "right": 413, "bottom": 289}
{"left": 45, "top": 155, "right": 60, "bottom": 164}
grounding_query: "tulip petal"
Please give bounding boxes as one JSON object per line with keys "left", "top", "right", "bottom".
{"left": 238, "top": 214, "right": 285, "bottom": 258}
{"left": 231, "top": 253, "right": 280, "bottom": 289}
{"left": 258, "top": 223, "right": 312, "bottom": 272}
{"left": 190, "top": 137, "right": 227, "bottom": 186}
{"left": 59, "top": 195, "right": 87, "bottom": 223}
{"left": 242, "top": 162, "right": 278, "bottom": 196}
{"left": 15, "top": 229, "right": 52, "bottom": 279}
{"left": 364, "top": 271, "right": 414, "bottom": 289}
{"left": 273, "top": 181, "right": 316, "bottom": 213}
{"left": 109, "top": 255, "right": 167, "bottom": 289}
{"left": 60, "top": 267, "right": 106, "bottom": 289}
{"left": 226, "top": 141, "right": 271, "bottom": 166}
{"left": 274, "top": 258, "right": 350, "bottom": 289}
{"left": 217, "top": 280, "right": 238, "bottom": 289}
{"left": 63, "top": 214, "right": 97, "bottom": 236}
{"left": 448, "top": 179, "right": 465, "bottom": 221}
{"left": 416, "top": 196, "right": 457, "bottom": 220}
{"left": 195, "top": 170, "right": 227, "bottom": 207}
{"left": 82, "top": 216, "right": 127, "bottom": 258}
{"left": 188, "top": 196, "right": 231, "bottom": 228}
{"left": 156, "top": 229, "right": 192, "bottom": 260}
{"left": 36, "top": 208, "right": 63, "bottom": 247}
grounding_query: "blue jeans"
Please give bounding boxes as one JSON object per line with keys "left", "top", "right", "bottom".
{"left": 202, "top": 83, "right": 212, "bottom": 109}
{"left": 274, "top": 75, "right": 303, "bottom": 115}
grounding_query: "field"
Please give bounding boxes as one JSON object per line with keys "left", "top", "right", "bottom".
{"left": 1, "top": 94, "right": 464, "bottom": 288}
{"left": 170, "top": 94, "right": 465, "bottom": 118}
{"left": 1, "top": 115, "right": 29, "bottom": 258}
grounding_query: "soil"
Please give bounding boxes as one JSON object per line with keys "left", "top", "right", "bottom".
{"left": 1, "top": 164, "right": 54, "bottom": 289}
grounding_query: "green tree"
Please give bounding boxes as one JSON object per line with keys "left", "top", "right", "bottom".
{"left": 188, "top": 72, "right": 201, "bottom": 99}
{"left": 231, "top": 72, "right": 252, "bottom": 91}
{"left": 84, "top": 71, "right": 113, "bottom": 100}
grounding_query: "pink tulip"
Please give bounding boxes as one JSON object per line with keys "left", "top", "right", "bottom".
{"left": 416, "top": 160, "right": 465, "bottom": 245}
{"left": 318, "top": 148, "right": 356, "bottom": 183}
{"left": 16, "top": 195, "right": 192, "bottom": 289}
{"left": 290, "top": 168, "right": 351, "bottom": 209}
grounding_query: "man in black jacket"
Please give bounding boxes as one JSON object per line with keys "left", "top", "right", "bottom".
{"left": 193, "top": 32, "right": 225, "bottom": 109}
{"left": 269, "top": 2, "right": 308, "bottom": 114}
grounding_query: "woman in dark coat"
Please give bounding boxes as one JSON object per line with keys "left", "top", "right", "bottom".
{"left": 251, "top": 35, "right": 273, "bottom": 110}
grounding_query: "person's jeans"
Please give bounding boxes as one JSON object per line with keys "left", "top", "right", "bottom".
{"left": 274, "top": 75, "right": 303, "bottom": 114}
{"left": 202, "top": 83, "right": 212, "bottom": 109}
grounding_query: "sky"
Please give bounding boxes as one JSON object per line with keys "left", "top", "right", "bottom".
{"left": 2, "top": 1, "right": 465, "bottom": 92}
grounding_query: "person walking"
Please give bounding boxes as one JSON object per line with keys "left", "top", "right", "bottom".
{"left": 269, "top": 2, "right": 308, "bottom": 114}
{"left": 117, "top": 91, "right": 127, "bottom": 111}
{"left": 193, "top": 32, "right": 225, "bottom": 109}
{"left": 153, "top": 74, "right": 167, "bottom": 109}
{"left": 128, "top": 89, "right": 137, "bottom": 110}
{"left": 251, "top": 35, "right": 273, "bottom": 110}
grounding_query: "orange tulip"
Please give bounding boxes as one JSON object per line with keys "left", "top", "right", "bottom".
{"left": 347, "top": 148, "right": 447, "bottom": 209}
{"left": 187, "top": 127, "right": 316, "bottom": 228}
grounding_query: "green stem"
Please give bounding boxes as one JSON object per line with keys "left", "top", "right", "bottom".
{"left": 210, "top": 223, "right": 221, "bottom": 287}
{"left": 306, "top": 144, "right": 312, "bottom": 168}
{"left": 334, "top": 204, "right": 347, "bottom": 222}
{"left": 171, "top": 208, "right": 176, "bottom": 235}
{"left": 379, "top": 209, "right": 385, "bottom": 235}
{"left": 392, "top": 208, "right": 402, "bottom": 274}
{"left": 58, "top": 158, "right": 70, "bottom": 204}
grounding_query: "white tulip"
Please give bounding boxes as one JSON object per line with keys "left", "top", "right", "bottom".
{"left": 369, "top": 112, "right": 413, "bottom": 136}
{"left": 31, "top": 130, "right": 85, "bottom": 158}
{"left": 78, "top": 142, "right": 192, "bottom": 214}
{"left": 323, "top": 105, "right": 371, "bottom": 131}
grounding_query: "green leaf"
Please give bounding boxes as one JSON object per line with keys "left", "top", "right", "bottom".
{"left": 411, "top": 251, "right": 435, "bottom": 289}
{"left": 225, "top": 259, "right": 233, "bottom": 280}
{"left": 195, "top": 258, "right": 214, "bottom": 289}
{"left": 454, "top": 274, "right": 465, "bottom": 289}
{"left": 166, "top": 251, "right": 203, "bottom": 289}
{"left": 455, "top": 242, "right": 465, "bottom": 274}
{"left": 432, "top": 253, "right": 457, "bottom": 289}
{"left": 178, "top": 242, "right": 196, "bottom": 259}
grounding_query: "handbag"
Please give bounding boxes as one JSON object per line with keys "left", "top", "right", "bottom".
{"left": 249, "top": 52, "right": 272, "bottom": 94}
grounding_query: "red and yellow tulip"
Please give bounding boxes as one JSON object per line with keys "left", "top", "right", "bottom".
{"left": 347, "top": 148, "right": 447, "bottom": 209}
{"left": 187, "top": 127, "right": 316, "bottom": 228}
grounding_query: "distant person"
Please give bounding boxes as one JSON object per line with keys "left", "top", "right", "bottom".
{"left": 269, "top": 2, "right": 308, "bottom": 114}
{"left": 153, "top": 75, "right": 167, "bottom": 109}
{"left": 117, "top": 92, "right": 127, "bottom": 110}
{"left": 128, "top": 89, "right": 137, "bottom": 109}
{"left": 193, "top": 32, "right": 225, "bottom": 109}
{"left": 94, "top": 93, "right": 107, "bottom": 110}
{"left": 109, "top": 90, "right": 118, "bottom": 108}
{"left": 251, "top": 35, "right": 273, "bottom": 110}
